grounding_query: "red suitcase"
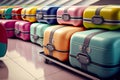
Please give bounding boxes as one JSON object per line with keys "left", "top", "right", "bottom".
{"left": 57, "top": 6, "right": 87, "bottom": 26}
{"left": 12, "top": 7, "right": 23, "bottom": 20}
{"left": 15, "top": 21, "right": 31, "bottom": 41}
{"left": 0, "top": 19, "right": 18, "bottom": 38}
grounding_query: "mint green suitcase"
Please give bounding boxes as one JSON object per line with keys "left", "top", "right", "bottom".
{"left": 70, "top": 29, "right": 120, "bottom": 78}
{"left": 30, "top": 23, "right": 51, "bottom": 46}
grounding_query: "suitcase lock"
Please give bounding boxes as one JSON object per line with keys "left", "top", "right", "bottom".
{"left": 36, "top": 12, "right": 43, "bottom": 19}
{"left": 33, "top": 35, "right": 39, "bottom": 40}
{"left": 15, "top": 29, "right": 21, "bottom": 35}
{"left": 92, "top": 15, "right": 104, "bottom": 25}
{"left": 76, "top": 53, "right": 90, "bottom": 65}
{"left": 46, "top": 44, "right": 55, "bottom": 52}
{"left": 62, "top": 14, "right": 70, "bottom": 21}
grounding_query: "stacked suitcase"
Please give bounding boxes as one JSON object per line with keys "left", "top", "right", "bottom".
{"left": 0, "top": 4, "right": 120, "bottom": 80}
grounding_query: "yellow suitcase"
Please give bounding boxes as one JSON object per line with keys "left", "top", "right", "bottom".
{"left": 21, "top": 6, "right": 38, "bottom": 22}
{"left": 83, "top": 5, "right": 120, "bottom": 30}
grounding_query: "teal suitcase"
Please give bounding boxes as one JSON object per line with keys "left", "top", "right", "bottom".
{"left": 30, "top": 23, "right": 51, "bottom": 46}
{"left": 70, "top": 29, "right": 120, "bottom": 78}
{"left": 4, "top": 8, "right": 13, "bottom": 19}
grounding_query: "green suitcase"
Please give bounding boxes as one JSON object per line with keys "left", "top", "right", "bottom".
{"left": 70, "top": 29, "right": 120, "bottom": 78}
{"left": 30, "top": 23, "right": 51, "bottom": 46}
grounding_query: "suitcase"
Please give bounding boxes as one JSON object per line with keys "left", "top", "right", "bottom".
{"left": 0, "top": 23, "right": 7, "bottom": 57}
{"left": 0, "top": 8, "right": 6, "bottom": 19}
{"left": 30, "top": 23, "right": 51, "bottom": 46}
{"left": 57, "top": 6, "right": 86, "bottom": 26}
{"left": 69, "top": 29, "right": 120, "bottom": 78}
{"left": 36, "top": 6, "right": 59, "bottom": 24}
{"left": 15, "top": 21, "right": 31, "bottom": 41}
{"left": 83, "top": 6, "right": 120, "bottom": 30}
{"left": 12, "top": 7, "right": 23, "bottom": 20}
{"left": 43, "top": 25, "right": 85, "bottom": 61}
{"left": 0, "top": 20, "right": 17, "bottom": 38}
{"left": 4, "top": 7, "right": 13, "bottom": 19}
{"left": 21, "top": 6, "right": 38, "bottom": 22}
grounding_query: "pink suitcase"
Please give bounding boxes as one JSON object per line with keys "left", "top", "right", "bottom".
{"left": 57, "top": 6, "right": 87, "bottom": 26}
{"left": 0, "top": 19, "right": 18, "bottom": 38}
{"left": 15, "top": 21, "right": 31, "bottom": 41}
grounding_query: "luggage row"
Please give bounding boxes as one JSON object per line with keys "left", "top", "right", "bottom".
{"left": 0, "top": 5, "right": 120, "bottom": 30}
{"left": 0, "top": 19, "right": 120, "bottom": 79}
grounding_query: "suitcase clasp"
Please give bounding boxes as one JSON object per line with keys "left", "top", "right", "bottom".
{"left": 92, "top": 15, "right": 104, "bottom": 25}
{"left": 15, "top": 29, "right": 21, "bottom": 35}
{"left": 76, "top": 53, "right": 90, "bottom": 65}
{"left": 62, "top": 14, "right": 70, "bottom": 21}
{"left": 46, "top": 44, "right": 55, "bottom": 52}
{"left": 33, "top": 35, "right": 39, "bottom": 40}
{"left": 36, "top": 12, "right": 44, "bottom": 19}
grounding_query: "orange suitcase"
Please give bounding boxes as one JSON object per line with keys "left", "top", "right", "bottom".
{"left": 43, "top": 25, "right": 85, "bottom": 61}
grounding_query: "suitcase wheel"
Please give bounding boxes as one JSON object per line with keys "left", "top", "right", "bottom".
{"left": 45, "top": 59, "right": 52, "bottom": 64}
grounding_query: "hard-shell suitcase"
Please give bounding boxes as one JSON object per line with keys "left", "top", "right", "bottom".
{"left": 36, "top": 6, "right": 59, "bottom": 24}
{"left": 15, "top": 21, "right": 31, "bottom": 41}
{"left": 4, "top": 7, "right": 13, "bottom": 19}
{"left": 0, "top": 24, "right": 7, "bottom": 57}
{"left": 21, "top": 6, "right": 38, "bottom": 22}
{"left": 70, "top": 29, "right": 120, "bottom": 78}
{"left": 0, "top": 20, "right": 17, "bottom": 38}
{"left": 30, "top": 23, "right": 51, "bottom": 46}
{"left": 12, "top": 7, "right": 23, "bottom": 20}
{"left": 57, "top": 6, "right": 86, "bottom": 26}
{"left": 83, "top": 6, "right": 120, "bottom": 30}
{"left": 0, "top": 8, "right": 6, "bottom": 19}
{"left": 43, "top": 25, "right": 85, "bottom": 61}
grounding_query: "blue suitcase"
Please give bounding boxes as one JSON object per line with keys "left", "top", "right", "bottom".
{"left": 36, "top": 6, "right": 59, "bottom": 24}
{"left": 70, "top": 29, "right": 120, "bottom": 78}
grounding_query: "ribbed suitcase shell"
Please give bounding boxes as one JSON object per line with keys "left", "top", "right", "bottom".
{"left": 30, "top": 23, "right": 51, "bottom": 46}
{"left": 4, "top": 7, "right": 13, "bottom": 19}
{"left": 43, "top": 25, "right": 85, "bottom": 61}
{"left": 0, "top": 20, "right": 17, "bottom": 38}
{"left": 36, "top": 6, "right": 59, "bottom": 24}
{"left": 21, "top": 6, "right": 38, "bottom": 22}
{"left": 83, "top": 6, "right": 120, "bottom": 30}
{"left": 12, "top": 7, "right": 23, "bottom": 20}
{"left": 57, "top": 6, "right": 86, "bottom": 26}
{"left": 0, "top": 24, "right": 7, "bottom": 57}
{"left": 70, "top": 29, "right": 120, "bottom": 78}
{"left": 15, "top": 21, "right": 31, "bottom": 40}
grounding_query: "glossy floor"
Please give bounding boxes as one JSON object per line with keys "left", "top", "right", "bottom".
{"left": 0, "top": 39, "right": 88, "bottom": 80}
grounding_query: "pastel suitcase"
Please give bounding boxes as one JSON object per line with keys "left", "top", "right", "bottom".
{"left": 0, "top": 20, "right": 17, "bottom": 38}
{"left": 36, "top": 6, "right": 59, "bottom": 24}
{"left": 30, "top": 23, "right": 51, "bottom": 46}
{"left": 15, "top": 21, "right": 31, "bottom": 41}
{"left": 70, "top": 29, "right": 120, "bottom": 78}
{"left": 0, "top": 8, "right": 6, "bottom": 19}
{"left": 21, "top": 6, "right": 38, "bottom": 22}
{"left": 4, "top": 7, "right": 13, "bottom": 19}
{"left": 43, "top": 25, "right": 85, "bottom": 61}
{"left": 83, "top": 6, "right": 120, "bottom": 30}
{"left": 0, "top": 23, "right": 7, "bottom": 57}
{"left": 57, "top": 6, "right": 86, "bottom": 26}
{"left": 12, "top": 7, "right": 23, "bottom": 20}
